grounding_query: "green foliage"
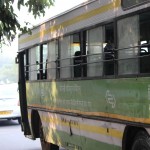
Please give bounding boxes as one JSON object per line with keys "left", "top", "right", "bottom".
{"left": 0, "top": 0, "right": 54, "bottom": 46}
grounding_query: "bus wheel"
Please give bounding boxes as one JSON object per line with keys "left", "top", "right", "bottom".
{"left": 39, "top": 120, "right": 59, "bottom": 150}
{"left": 39, "top": 120, "right": 51, "bottom": 150}
{"left": 131, "top": 131, "right": 150, "bottom": 150}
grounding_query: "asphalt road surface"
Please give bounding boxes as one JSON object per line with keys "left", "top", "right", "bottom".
{"left": 0, "top": 120, "right": 41, "bottom": 150}
{"left": 0, "top": 120, "right": 65, "bottom": 150}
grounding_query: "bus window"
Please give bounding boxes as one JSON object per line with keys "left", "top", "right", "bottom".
{"left": 139, "top": 12, "right": 150, "bottom": 73}
{"left": 87, "top": 26, "right": 103, "bottom": 77}
{"left": 24, "top": 50, "right": 29, "bottom": 80}
{"left": 60, "top": 36, "right": 72, "bottom": 79}
{"left": 71, "top": 33, "right": 82, "bottom": 78}
{"left": 47, "top": 40, "right": 58, "bottom": 79}
{"left": 81, "top": 31, "right": 87, "bottom": 77}
{"left": 42, "top": 44, "right": 48, "bottom": 79}
{"left": 117, "top": 15, "right": 139, "bottom": 75}
{"left": 28, "top": 46, "right": 40, "bottom": 80}
{"left": 103, "top": 23, "right": 115, "bottom": 76}
{"left": 72, "top": 32, "right": 87, "bottom": 78}
{"left": 29, "top": 44, "right": 48, "bottom": 80}
{"left": 74, "top": 51, "right": 82, "bottom": 77}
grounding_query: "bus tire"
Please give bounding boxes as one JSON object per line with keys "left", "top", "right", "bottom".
{"left": 131, "top": 131, "right": 150, "bottom": 150}
{"left": 39, "top": 120, "right": 59, "bottom": 150}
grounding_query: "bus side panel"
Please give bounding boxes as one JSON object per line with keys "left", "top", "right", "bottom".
{"left": 26, "top": 78, "right": 150, "bottom": 122}
{"left": 38, "top": 111, "right": 124, "bottom": 150}
{"left": 26, "top": 77, "right": 150, "bottom": 149}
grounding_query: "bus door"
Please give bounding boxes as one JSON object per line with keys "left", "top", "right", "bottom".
{"left": 18, "top": 51, "right": 31, "bottom": 136}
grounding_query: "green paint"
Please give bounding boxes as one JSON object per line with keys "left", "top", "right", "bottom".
{"left": 43, "top": 127, "right": 120, "bottom": 150}
{"left": 26, "top": 77, "right": 150, "bottom": 119}
{"left": 26, "top": 77, "right": 150, "bottom": 150}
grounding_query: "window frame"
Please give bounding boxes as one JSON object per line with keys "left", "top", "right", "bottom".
{"left": 121, "top": 0, "right": 150, "bottom": 10}
{"left": 25, "top": 9, "right": 150, "bottom": 82}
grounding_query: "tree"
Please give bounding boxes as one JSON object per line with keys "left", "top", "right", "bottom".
{"left": 0, "top": 0, "right": 54, "bottom": 46}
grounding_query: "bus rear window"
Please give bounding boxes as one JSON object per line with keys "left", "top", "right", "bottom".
{"left": 122, "top": 0, "right": 149, "bottom": 9}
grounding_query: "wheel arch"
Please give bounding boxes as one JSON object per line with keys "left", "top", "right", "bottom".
{"left": 122, "top": 125, "right": 149, "bottom": 150}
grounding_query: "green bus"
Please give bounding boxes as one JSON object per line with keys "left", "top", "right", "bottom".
{"left": 17, "top": 0, "right": 150, "bottom": 149}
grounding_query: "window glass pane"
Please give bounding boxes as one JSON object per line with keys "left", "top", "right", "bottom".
{"left": 117, "top": 15, "right": 139, "bottom": 75}
{"left": 60, "top": 36, "right": 71, "bottom": 78}
{"left": 43, "top": 44, "right": 48, "bottom": 78}
{"left": 24, "top": 51, "right": 29, "bottom": 80}
{"left": 47, "top": 41, "right": 58, "bottom": 79}
{"left": 87, "top": 27, "right": 103, "bottom": 77}
{"left": 24, "top": 53, "right": 27, "bottom": 79}
{"left": 122, "top": 0, "right": 149, "bottom": 9}
{"left": 28, "top": 46, "right": 40, "bottom": 80}
{"left": 29, "top": 47, "right": 37, "bottom": 80}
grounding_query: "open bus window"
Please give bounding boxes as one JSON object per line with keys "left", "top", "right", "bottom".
{"left": 103, "top": 23, "right": 115, "bottom": 76}
{"left": 72, "top": 33, "right": 82, "bottom": 78}
{"left": 57, "top": 32, "right": 87, "bottom": 79}
{"left": 73, "top": 32, "right": 87, "bottom": 78}
{"left": 74, "top": 51, "right": 82, "bottom": 77}
{"left": 28, "top": 44, "right": 48, "bottom": 80}
{"left": 140, "top": 41, "right": 148, "bottom": 54}
{"left": 37, "top": 44, "right": 48, "bottom": 80}
{"left": 140, "top": 12, "right": 150, "bottom": 73}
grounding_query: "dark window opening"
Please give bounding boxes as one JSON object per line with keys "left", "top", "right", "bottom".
{"left": 140, "top": 12, "right": 150, "bottom": 73}
{"left": 73, "top": 31, "right": 87, "bottom": 78}
{"left": 73, "top": 33, "right": 82, "bottom": 77}
{"left": 74, "top": 51, "right": 82, "bottom": 77}
{"left": 104, "top": 23, "right": 115, "bottom": 76}
{"left": 81, "top": 31, "right": 87, "bottom": 77}
{"left": 36, "top": 44, "right": 48, "bottom": 80}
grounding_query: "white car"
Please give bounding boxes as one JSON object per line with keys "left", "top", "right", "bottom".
{"left": 0, "top": 83, "right": 21, "bottom": 124}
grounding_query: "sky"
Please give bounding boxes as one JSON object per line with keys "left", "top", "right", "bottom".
{"left": 24, "top": 0, "right": 88, "bottom": 25}
{"left": 1, "top": 0, "right": 88, "bottom": 58}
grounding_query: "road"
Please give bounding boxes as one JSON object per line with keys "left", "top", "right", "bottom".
{"left": 0, "top": 120, "right": 41, "bottom": 150}
{"left": 0, "top": 120, "right": 65, "bottom": 150}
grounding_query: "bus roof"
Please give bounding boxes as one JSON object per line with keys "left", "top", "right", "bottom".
{"left": 19, "top": 0, "right": 96, "bottom": 34}
{"left": 18, "top": 0, "right": 150, "bottom": 51}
